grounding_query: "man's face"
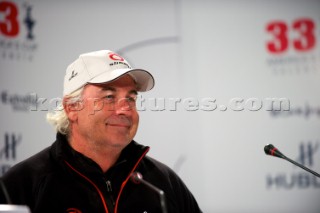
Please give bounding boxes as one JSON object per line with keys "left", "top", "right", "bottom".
{"left": 70, "top": 74, "right": 139, "bottom": 150}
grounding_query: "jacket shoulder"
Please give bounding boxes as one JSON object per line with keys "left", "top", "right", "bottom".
{"left": 4, "top": 146, "right": 53, "bottom": 178}
{"left": 0, "top": 146, "right": 54, "bottom": 205}
{"left": 141, "top": 156, "right": 183, "bottom": 184}
{"left": 139, "top": 156, "right": 202, "bottom": 212}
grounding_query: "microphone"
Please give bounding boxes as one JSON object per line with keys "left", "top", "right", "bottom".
{"left": 264, "top": 144, "right": 320, "bottom": 178}
{"left": 130, "top": 172, "right": 168, "bottom": 213}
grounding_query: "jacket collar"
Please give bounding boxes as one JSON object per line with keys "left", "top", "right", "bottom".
{"left": 50, "top": 133, "right": 149, "bottom": 177}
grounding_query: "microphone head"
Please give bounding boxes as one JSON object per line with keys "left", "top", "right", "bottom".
{"left": 264, "top": 144, "right": 286, "bottom": 158}
{"left": 264, "top": 144, "right": 275, "bottom": 155}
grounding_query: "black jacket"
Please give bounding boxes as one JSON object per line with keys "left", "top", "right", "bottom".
{"left": 0, "top": 133, "right": 202, "bottom": 213}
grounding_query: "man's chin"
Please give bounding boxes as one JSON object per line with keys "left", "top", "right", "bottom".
{"left": 107, "top": 138, "right": 132, "bottom": 148}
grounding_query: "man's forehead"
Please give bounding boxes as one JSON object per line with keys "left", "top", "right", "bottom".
{"left": 81, "top": 84, "right": 138, "bottom": 99}
{"left": 98, "top": 86, "right": 138, "bottom": 94}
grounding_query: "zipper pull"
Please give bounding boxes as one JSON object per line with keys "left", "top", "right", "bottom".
{"left": 106, "top": 180, "right": 112, "bottom": 192}
{"left": 106, "top": 180, "right": 115, "bottom": 206}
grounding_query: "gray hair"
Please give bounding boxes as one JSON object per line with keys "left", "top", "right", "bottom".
{"left": 46, "top": 87, "right": 84, "bottom": 135}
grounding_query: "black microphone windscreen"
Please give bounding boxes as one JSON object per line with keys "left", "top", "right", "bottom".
{"left": 264, "top": 144, "right": 285, "bottom": 158}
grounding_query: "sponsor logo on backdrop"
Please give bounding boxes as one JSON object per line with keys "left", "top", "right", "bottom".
{"left": 1, "top": 90, "right": 38, "bottom": 111}
{"left": 266, "top": 141, "right": 320, "bottom": 189}
{"left": 270, "top": 102, "right": 320, "bottom": 119}
{"left": 0, "top": 1, "right": 37, "bottom": 61}
{"left": 0, "top": 132, "right": 22, "bottom": 176}
{"left": 265, "top": 18, "right": 319, "bottom": 75}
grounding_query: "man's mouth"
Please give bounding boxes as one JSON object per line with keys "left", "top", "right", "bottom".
{"left": 107, "top": 123, "right": 130, "bottom": 128}
{"left": 106, "top": 116, "right": 132, "bottom": 128}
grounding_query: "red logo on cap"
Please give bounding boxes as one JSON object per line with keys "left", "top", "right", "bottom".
{"left": 109, "top": 52, "right": 124, "bottom": 61}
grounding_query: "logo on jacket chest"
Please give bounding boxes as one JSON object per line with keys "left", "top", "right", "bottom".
{"left": 66, "top": 208, "right": 82, "bottom": 213}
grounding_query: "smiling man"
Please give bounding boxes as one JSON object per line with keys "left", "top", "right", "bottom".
{"left": 0, "top": 50, "right": 202, "bottom": 213}
{"left": 67, "top": 75, "right": 140, "bottom": 172}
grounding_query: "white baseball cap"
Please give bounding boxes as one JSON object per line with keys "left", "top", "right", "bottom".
{"left": 63, "top": 50, "right": 155, "bottom": 96}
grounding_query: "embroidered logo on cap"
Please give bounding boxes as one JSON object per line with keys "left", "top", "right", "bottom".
{"left": 109, "top": 52, "right": 124, "bottom": 61}
{"left": 108, "top": 52, "right": 131, "bottom": 69}
{"left": 68, "top": 70, "right": 78, "bottom": 81}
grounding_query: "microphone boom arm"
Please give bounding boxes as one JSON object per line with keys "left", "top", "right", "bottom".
{"left": 284, "top": 155, "right": 320, "bottom": 178}
{"left": 264, "top": 144, "right": 320, "bottom": 178}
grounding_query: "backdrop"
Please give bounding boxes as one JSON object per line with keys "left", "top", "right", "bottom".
{"left": 1, "top": 0, "right": 320, "bottom": 212}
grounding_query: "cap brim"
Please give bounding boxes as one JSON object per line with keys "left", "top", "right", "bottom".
{"left": 88, "top": 68, "right": 155, "bottom": 92}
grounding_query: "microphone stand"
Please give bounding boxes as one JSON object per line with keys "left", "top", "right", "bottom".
{"left": 0, "top": 178, "right": 12, "bottom": 204}
{"left": 131, "top": 172, "right": 168, "bottom": 213}
{"left": 0, "top": 178, "right": 31, "bottom": 212}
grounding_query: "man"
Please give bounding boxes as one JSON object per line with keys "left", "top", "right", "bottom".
{"left": 0, "top": 50, "right": 202, "bottom": 213}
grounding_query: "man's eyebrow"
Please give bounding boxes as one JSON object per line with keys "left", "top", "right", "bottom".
{"left": 129, "top": 89, "right": 138, "bottom": 95}
{"left": 99, "top": 87, "right": 116, "bottom": 92}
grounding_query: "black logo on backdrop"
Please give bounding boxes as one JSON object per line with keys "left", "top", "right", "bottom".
{"left": 24, "top": 3, "right": 36, "bottom": 40}
{"left": 0, "top": 133, "right": 22, "bottom": 176}
{"left": 296, "top": 142, "right": 318, "bottom": 167}
{"left": 1, "top": 90, "right": 38, "bottom": 112}
{"left": 270, "top": 102, "right": 320, "bottom": 119}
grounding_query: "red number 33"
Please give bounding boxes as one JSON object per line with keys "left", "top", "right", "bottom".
{"left": 0, "top": 1, "right": 19, "bottom": 37}
{"left": 266, "top": 18, "right": 316, "bottom": 53}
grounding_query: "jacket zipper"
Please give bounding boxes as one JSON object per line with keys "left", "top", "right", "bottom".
{"left": 64, "top": 161, "right": 109, "bottom": 213}
{"left": 65, "top": 146, "right": 150, "bottom": 213}
{"left": 106, "top": 180, "right": 115, "bottom": 206}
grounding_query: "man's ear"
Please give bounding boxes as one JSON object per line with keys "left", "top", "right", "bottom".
{"left": 63, "top": 97, "right": 84, "bottom": 122}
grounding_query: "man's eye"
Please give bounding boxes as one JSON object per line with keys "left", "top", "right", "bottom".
{"left": 104, "top": 95, "right": 115, "bottom": 102}
{"left": 127, "top": 96, "right": 137, "bottom": 102}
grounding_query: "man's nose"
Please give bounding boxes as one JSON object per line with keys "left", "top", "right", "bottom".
{"left": 115, "top": 98, "right": 134, "bottom": 114}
